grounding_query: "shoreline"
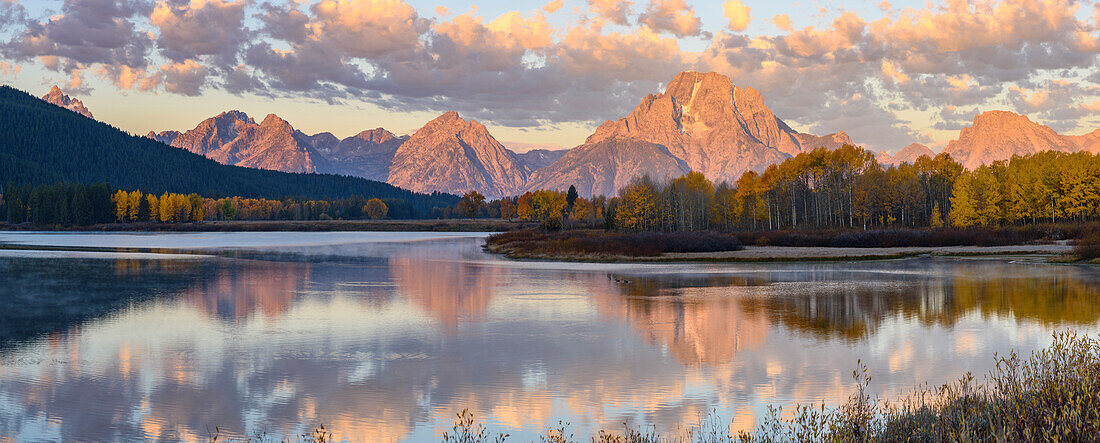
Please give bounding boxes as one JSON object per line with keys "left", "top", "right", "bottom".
{"left": 0, "top": 219, "right": 534, "bottom": 232}
{"left": 490, "top": 243, "right": 1076, "bottom": 263}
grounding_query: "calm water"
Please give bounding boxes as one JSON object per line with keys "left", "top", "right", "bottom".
{"left": 0, "top": 232, "right": 1098, "bottom": 442}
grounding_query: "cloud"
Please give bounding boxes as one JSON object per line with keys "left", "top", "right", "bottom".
{"left": 587, "top": 0, "right": 632, "bottom": 26}
{"left": 160, "top": 58, "right": 209, "bottom": 95}
{"left": 302, "top": 0, "right": 431, "bottom": 59}
{"left": 0, "top": 60, "right": 19, "bottom": 77}
{"left": 0, "top": 0, "right": 26, "bottom": 31}
{"left": 722, "top": 0, "right": 750, "bottom": 31}
{"left": 542, "top": 0, "right": 563, "bottom": 14}
{"left": 880, "top": 59, "right": 908, "bottom": 84}
{"left": 151, "top": 0, "right": 249, "bottom": 66}
{"left": 94, "top": 64, "right": 160, "bottom": 92}
{"left": 1006, "top": 79, "right": 1100, "bottom": 130}
{"left": 638, "top": 0, "right": 704, "bottom": 37}
{"left": 933, "top": 105, "right": 983, "bottom": 131}
{"left": 771, "top": 14, "right": 790, "bottom": 32}
{"left": 2, "top": 0, "right": 153, "bottom": 69}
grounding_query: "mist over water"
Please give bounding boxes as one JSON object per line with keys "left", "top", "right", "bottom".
{"left": 0, "top": 232, "right": 1098, "bottom": 442}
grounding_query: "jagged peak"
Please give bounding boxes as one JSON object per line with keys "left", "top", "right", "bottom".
{"left": 41, "top": 85, "right": 93, "bottom": 119}
{"left": 435, "top": 111, "right": 463, "bottom": 124}
{"left": 215, "top": 110, "right": 250, "bottom": 119}
{"left": 260, "top": 113, "right": 292, "bottom": 129}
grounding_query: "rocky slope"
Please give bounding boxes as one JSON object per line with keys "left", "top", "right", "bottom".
{"left": 1070, "top": 129, "right": 1100, "bottom": 154}
{"left": 515, "top": 148, "right": 568, "bottom": 170}
{"left": 41, "top": 86, "right": 93, "bottom": 119}
{"left": 944, "top": 111, "right": 1081, "bottom": 170}
{"left": 528, "top": 71, "right": 852, "bottom": 196}
{"left": 388, "top": 112, "right": 530, "bottom": 198}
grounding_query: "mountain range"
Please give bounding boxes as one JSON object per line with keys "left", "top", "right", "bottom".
{"left": 44, "top": 72, "right": 1100, "bottom": 198}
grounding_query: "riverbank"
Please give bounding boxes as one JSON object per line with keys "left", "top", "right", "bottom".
{"left": 0, "top": 218, "right": 535, "bottom": 232}
{"left": 486, "top": 227, "right": 1086, "bottom": 262}
{"left": 494, "top": 243, "right": 1072, "bottom": 262}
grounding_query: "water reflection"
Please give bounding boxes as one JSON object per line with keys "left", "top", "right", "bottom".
{"left": 0, "top": 235, "right": 1098, "bottom": 442}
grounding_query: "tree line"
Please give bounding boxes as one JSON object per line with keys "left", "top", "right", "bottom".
{"left": 441, "top": 146, "right": 1100, "bottom": 231}
{"left": 1, "top": 183, "right": 398, "bottom": 225}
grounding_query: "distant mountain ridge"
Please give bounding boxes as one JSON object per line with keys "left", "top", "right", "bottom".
{"left": 147, "top": 112, "right": 406, "bottom": 181}
{"left": 877, "top": 143, "right": 936, "bottom": 165}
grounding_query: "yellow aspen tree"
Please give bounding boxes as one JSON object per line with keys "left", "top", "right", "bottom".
{"left": 127, "top": 191, "right": 142, "bottom": 221}
{"left": 112, "top": 190, "right": 129, "bottom": 222}
{"left": 950, "top": 173, "right": 978, "bottom": 227}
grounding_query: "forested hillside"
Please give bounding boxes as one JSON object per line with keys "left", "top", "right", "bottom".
{"left": 0, "top": 86, "right": 457, "bottom": 216}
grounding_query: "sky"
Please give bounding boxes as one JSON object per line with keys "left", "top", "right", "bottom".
{"left": 0, "top": 0, "right": 1097, "bottom": 153}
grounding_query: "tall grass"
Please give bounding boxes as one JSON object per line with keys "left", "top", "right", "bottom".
{"left": 1074, "top": 227, "right": 1100, "bottom": 261}
{"left": 441, "top": 331, "right": 1100, "bottom": 442}
{"left": 486, "top": 230, "right": 744, "bottom": 258}
{"left": 737, "top": 223, "right": 1097, "bottom": 248}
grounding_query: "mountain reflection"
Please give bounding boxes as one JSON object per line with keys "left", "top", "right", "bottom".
{"left": 590, "top": 276, "right": 769, "bottom": 365}
{"left": 2, "top": 239, "right": 1100, "bottom": 442}
{"left": 180, "top": 260, "right": 312, "bottom": 320}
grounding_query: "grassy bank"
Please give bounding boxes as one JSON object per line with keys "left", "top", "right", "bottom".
{"left": 735, "top": 223, "right": 1094, "bottom": 248}
{"left": 0, "top": 218, "right": 535, "bottom": 232}
{"left": 485, "top": 230, "right": 744, "bottom": 259}
{"left": 487, "top": 224, "right": 1098, "bottom": 262}
{"left": 437, "top": 331, "right": 1100, "bottom": 442}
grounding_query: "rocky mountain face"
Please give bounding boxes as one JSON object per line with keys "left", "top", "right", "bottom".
{"left": 41, "top": 86, "right": 93, "bottom": 119}
{"left": 388, "top": 112, "right": 530, "bottom": 198}
{"left": 877, "top": 143, "right": 935, "bottom": 165}
{"left": 528, "top": 71, "right": 852, "bottom": 196}
{"left": 149, "top": 111, "right": 318, "bottom": 173}
{"left": 149, "top": 112, "right": 407, "bottom": 179}
{"left": 944, "top": 111, "right": 1081, "bottom": 170}
{"left": 1070, "top": 129, "right": 1100, "bottom": 154}
{"left": 525, "top": 138, "right": 690, "bottom": 198}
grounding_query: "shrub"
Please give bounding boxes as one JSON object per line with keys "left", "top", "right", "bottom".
{"left": 485, "top": 230, "right": 744, "bottom": 258}
{"left": 1074, "top": 229, "right": 1100, "bottom": 261}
